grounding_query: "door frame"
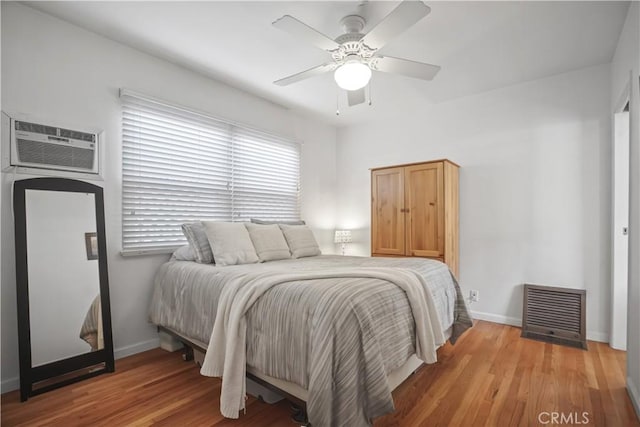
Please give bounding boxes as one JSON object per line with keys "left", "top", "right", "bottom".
{"left": 611, "top": 83, "right": 631, "bottom": 350}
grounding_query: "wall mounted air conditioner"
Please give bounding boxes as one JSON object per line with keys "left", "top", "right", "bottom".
{"left": 2, "top": 112, "right": 102, "bottom": 179}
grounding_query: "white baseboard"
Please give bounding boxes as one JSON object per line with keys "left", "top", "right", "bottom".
{"left": 586, "top": 331, "right": 609, "bottom": 343}
{"left": 470, "top": 310, "right": 609, "bottom": 343}
{"left": 114, "top": 337, "right": 159, "bottom": 360}
{"left": 471, "top": 310, "right": 522, "bottom": 327}
{"left": 1, "top": 338, "right": 160, "bottom": 394}
{"left": 1, "top": 377, "right": 19, "bottom": 394}
{"left": 628, "top": 376, "right": 640, "bottom": 420}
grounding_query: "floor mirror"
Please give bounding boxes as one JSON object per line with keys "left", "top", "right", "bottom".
{"left": 13, "top": 177, "right": 114, "bottom": 401}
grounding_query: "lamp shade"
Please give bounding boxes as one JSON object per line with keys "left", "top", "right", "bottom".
{"left": 334, "top": 230, "right": 353, "bottom": 244}
{"left": 334, "top": 60, "right": 371, "bottom": 91}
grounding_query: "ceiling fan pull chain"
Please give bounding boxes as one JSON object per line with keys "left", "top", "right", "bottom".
{"left": 336, "top": 91, "right": 340, "bottom": 116}
{"left": 368, "top": 80, "right": 373, "bottom": 106}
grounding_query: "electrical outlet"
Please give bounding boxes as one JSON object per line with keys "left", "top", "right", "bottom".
{"left": 469, "top": 290, "right": 479, "bottom": 303}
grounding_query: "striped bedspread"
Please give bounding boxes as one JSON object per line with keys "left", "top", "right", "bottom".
{"left": 79, "top": 295, "right": 101, "bottom": 351}
{"left": 148, "top": 255, "right": 472, "bottom": 426}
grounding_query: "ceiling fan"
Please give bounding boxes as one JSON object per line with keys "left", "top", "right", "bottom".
{"left": 272, "top": 0, "right": 441, "bottom": 107}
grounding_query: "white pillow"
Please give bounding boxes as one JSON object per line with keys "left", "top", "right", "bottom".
{"left": 245, "top": 223, "right": 291, "bottom": 262}
{"left": 171, "top": 245, "right": 196, "bottom": 262}
{"left": 279, "top": 224, "right": 321, "bottom": 259}
{"left": 202, "top": 221, "right": 259, "bottom": 266}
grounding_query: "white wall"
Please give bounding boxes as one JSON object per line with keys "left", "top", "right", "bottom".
{"left": 0, "top": 2, "right": 337, "bottom": 391}
{"left": 611, "top": 1, "right": 640, "bottom": 417}
{"left": 0, "top": 0, "right": 3, "bottom": 396}
{"left": 336, "top": 63, "right": 612, "bottom": 342}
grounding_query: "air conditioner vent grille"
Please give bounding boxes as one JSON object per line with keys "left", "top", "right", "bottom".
{"left": 15, "top": 121, "right": 57, "bottom": 136}
{"left": 522, "top": 284, "right": 586, "bottom": 349}
{"left": 15, "top": 120, "right": 95, "bottom": 143}
{"left": 16, "top": 139, "right": 95, "bottom": 170}
{"left": 59, "top": 128, "right": 95, "bottom": 142}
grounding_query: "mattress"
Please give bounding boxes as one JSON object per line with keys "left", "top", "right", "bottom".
{"left": 150, "top": 255, "right": 457, "bottom": 344}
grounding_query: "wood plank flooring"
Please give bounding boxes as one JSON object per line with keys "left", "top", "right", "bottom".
{"left": 2, "top": 321, "right": 638, "bottom": 426}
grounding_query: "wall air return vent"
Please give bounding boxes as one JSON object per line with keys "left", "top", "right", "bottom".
{"left": 522, "top": 284, "right": 587, "bottom": 349}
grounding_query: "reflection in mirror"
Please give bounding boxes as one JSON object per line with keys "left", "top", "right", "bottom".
{"left": 14, "top": 177, "right": 114, "bottom": 402}
{"left": 26, "top": 190, "right": 102, "bottom": 367}
{"left": 80, "top": 295, "right": 103, "bottom": 351}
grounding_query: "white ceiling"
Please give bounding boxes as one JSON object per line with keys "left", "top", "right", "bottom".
{"left": 26, "top": 1, "right": 629, "bottom": 126}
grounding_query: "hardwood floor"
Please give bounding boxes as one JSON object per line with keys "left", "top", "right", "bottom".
{"left": 2, "top": 321, "right": 638, "bottom": 426}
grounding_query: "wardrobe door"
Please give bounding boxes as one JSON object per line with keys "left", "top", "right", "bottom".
{"left": 404, "top": 162, "right": 444, "bottom": 258}
{"left": 372, "top": 167, "right": 406, "bottom": 255}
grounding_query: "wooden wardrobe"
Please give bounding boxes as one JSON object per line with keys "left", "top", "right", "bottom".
{"left": 371, "top": 159, "right": 459, "bottom": 277}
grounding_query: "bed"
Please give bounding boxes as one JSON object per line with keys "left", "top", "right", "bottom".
{"left": 149, "top": 254, "right": 472, "bottom": 426}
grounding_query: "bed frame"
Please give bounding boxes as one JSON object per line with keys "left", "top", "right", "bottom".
{"left": 157, "top": 326, "right": 311, "bottom": 424}
{"left": 156, "top": 325, "right": 449, "bottom": 426}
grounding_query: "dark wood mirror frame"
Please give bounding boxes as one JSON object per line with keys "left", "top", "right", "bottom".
{"left": 13, "top": 177, "right": 115, "bottom": 401}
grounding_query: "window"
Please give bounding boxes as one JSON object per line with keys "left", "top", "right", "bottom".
{"left": 121, "top": 90, "right": 301, "bottom": 255}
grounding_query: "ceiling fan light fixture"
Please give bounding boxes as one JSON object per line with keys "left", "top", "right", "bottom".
{"left": 334, "top": 59, "right": 372, "bottom": 91}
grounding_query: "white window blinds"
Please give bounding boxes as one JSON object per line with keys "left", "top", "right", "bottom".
{"left": 121, "top": 90, "right": 301, "bottom": 255}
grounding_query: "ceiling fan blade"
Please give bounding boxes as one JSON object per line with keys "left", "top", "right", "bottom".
{"left": 372, "top": 56, "right": 440, "bottom": 81}
{"left": 273, "top": 15, "right": 340, "bottom": 52}
{"left": 274, "top": 63, "right": 336, "bottom": 86}
{"left": 347, "top": 88, "right": 366, "bottom": 106}
{"left": 360, "top": 1, "right": 431, "bottom": 50}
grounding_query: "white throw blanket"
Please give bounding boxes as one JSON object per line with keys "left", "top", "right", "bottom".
{"left": 199, "top": 267, "right": 445, "bottom": 419}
